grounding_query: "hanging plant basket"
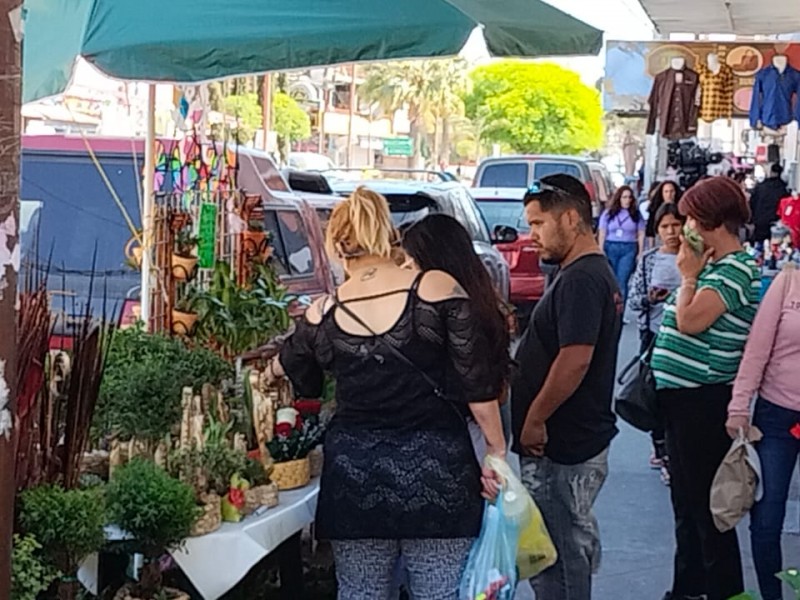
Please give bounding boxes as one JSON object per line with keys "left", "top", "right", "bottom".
{"left": 171, "top": 253, "right": 198, "bottom": 281}
{"left": 171, "top": 309, "right": 198, "bottom": 336}
{"left": 241, "top": 231, "right": 270, "bottom": 260}
{"left": 271, "top": 458, "right": 310, "bottom": 490}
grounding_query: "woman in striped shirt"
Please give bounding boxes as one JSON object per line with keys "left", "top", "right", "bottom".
{"left": 650, "top": 177, "right": 760, "bottom": 600}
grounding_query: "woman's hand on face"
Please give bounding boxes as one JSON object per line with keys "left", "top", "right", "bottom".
{"left": 725, "top": 414, "right": 750, "bottom": 440}
{"left": 677, "top": 238, "right": 714, "bottom": 280}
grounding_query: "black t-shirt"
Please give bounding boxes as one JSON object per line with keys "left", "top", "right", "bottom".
{"left": 511, "top": 254, "right": 622, "bottom": 465}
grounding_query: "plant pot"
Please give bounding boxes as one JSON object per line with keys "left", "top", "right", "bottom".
{"left": 271, "top": 458, "right": 310, "bottom": 490}
{"left": 244, "top": 482, "right": 279, "bottom": 514}
{"left": 113, "top": 584, "right": 190, "bottom": 600}
{"left": 309, "top": 447, "right": 323, "bottom": 478}
{"left": 191, "top": 493, "right": 222, "bottom": 536}
{"left": 171, "top": 253, "right": 198, "bottom": 281}
{"left": 171, "top": 309, "right": 198, "bottom": 336}
{"left": 241, "top": 231, "right": 269, "bottom": 259}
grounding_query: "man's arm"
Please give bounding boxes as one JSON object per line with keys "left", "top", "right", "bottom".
{"left": 520, "top": 345, "right": 594, "bottom": 456}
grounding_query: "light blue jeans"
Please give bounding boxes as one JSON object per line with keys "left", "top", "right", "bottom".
{"left": 521, "top": 448, "right": 609, "bottom": 600}
{"left": 604, "top": 241, "right": 638, "bottom": 305}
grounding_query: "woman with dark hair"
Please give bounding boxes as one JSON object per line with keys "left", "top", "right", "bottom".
{"left": 650, "top": 176, "right": 759, "bottom": 600}
{"left": 598, "top": 185, "right": 645, "bottom": 305}
{"left": 646, "top": 181, "right": 682, "bottom": 242}
{"left": 627, "top": 202, "right": 686, "bottom": 481}
{"left": 402, "top": 214, "right": 513, "bottom": 456}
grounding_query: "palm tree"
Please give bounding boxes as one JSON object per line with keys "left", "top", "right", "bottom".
{"left": 360, "top": 59, "right": 467, "bottom": 170}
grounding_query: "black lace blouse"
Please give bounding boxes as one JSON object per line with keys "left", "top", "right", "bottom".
{"left": 279, "top": 282, "right": 501, "bottom": 540}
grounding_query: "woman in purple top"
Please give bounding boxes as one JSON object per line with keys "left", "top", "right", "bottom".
{"left": 599, "top": 185, "right": 645, "bottom": 305}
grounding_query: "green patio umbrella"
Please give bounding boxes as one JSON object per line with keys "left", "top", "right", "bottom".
{"left": 22, "top": 0, "right": 603, "bottom": 103}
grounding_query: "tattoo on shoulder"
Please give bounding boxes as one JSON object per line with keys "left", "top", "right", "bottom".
{"left": 451, "top": 282, "right": 468, "bottom": 297}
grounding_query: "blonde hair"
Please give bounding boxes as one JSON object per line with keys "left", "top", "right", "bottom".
{"left": 326, "top": 186, "right": 397, "bottom": 260}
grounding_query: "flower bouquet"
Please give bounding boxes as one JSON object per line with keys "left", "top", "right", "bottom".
{"left": 266, "top": 403, "right": 324, "bottom": 490}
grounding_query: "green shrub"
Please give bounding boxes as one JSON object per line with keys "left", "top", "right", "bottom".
{"left": 106, "top": 459, "right": 199, "bottom": 557}
{"left": 95, "top": 326, "right": 233, "bottom": 444}
{"left": 11, "top": 534, "right": 60, "bottom": 600}
{"left": 18, "top": 485, "right": 106, "bottom": 575}
{"left": 106, "top": 459, "right": 201, "bottom": 599}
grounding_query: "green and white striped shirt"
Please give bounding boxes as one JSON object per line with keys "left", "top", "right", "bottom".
{"left": 652, "top": 251, "right": 760, "bottom": 390}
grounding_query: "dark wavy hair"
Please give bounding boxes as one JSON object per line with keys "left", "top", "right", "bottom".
{"left": 607, "top": 185, "right": 641, "bottom": 222}
{"left": 402, "top": 214, "right": 510, "bottom": 385}
{"left": 646, "top": 180, "right": 683, "bottom": 237}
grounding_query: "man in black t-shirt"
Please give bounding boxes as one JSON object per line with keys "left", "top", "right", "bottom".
{"left": 511, "top": 174, "right": 622, "bottom": 600}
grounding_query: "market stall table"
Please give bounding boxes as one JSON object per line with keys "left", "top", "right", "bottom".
{"left": 80, "top": 479, "right": 319, "bottom": 599}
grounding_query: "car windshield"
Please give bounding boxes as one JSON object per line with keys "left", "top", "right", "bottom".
{"left": 476, "top": 199, "right": 528, "bottom": 233}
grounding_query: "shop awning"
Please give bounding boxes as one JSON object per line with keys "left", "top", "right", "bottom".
{"left": 638, "top": 0, "right": 800, "bottom": 35}
{"left": 22, "top": 0, "right": 603, "bottom": 103}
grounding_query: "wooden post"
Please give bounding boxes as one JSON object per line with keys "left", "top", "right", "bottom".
{"left": 0, "top": 2, "right": 22, "bottom": 596}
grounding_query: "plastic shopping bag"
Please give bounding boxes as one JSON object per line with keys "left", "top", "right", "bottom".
{"left": 484, "top": 455, "right": 558, "bottom": 580}
{"left": 459, "top": 493, "right": 519, "bottom": 600}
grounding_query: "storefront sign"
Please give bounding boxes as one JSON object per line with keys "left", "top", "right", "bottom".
{"left": 383, "top": 137, "right": 413, "bottom": 157}
{"left": 604, "top": 40, "right": 800, "bottom": 115}
{"left": 197, "top": 203, "right": 217, "bottom": 269}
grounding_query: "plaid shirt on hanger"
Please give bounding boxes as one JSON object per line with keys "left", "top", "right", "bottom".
{"left": 697, "top": 62, "right": 735, "bottom": 122}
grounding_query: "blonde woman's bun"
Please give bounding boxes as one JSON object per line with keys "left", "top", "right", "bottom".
{"left": 326, "top": 186, "right": 397, "bottom": 260}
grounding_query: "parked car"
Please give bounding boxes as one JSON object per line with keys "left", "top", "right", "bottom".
{"left": 20, "top": 135, "right": 336, "bottom": 337}
{"left": 470, "top": 187, "right": 545, "bottom": 315}
{"left": 472, "top": 155, "right": 616, "bottom": 222}
{"left": 330, "top": 179, "right": 512, "bottom": 302}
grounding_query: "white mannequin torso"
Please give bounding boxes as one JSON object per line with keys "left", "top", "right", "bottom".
{"left": 773, "top": 55, "right": 788, "bottom": 73}
{"left": 671, "top": 57, "right": 686, "bottom": 71}
{"left": 707, "top": 53, "right": 721, "bottom": 75}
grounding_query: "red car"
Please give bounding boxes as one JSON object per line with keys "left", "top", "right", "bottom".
{"left": 470, "top": 187, "right": 545, "bottom": 316}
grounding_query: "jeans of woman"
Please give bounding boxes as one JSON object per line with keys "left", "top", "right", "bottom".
{"left": 604, "top": 241, "right": 638, "bottom": 305}
{"left": 660, "top": 384, "right": 744, "bottom": 600}
{"left": 751, "top": 397, "right": 800, "bottom": 600}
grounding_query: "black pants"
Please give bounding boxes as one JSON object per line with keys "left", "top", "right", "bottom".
{"left": 660, "top": 384, "right": 744, "bottom": 600}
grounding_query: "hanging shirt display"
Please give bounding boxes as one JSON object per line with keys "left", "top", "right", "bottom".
{"left": 779, "top": 195, "right": 800, "bottom": 249}
{"left": 749, "top": 64, "right": 800, "bottom": 130}
{"left": 697, "top": 62, "right": 735, "bottom": 122}
{"left": 646, "top": 67, "right": 701, "bottom": 139}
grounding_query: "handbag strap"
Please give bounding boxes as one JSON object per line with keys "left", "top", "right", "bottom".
{"left": 332, "top": 295, "right": 447, "bottom": 399}
{"left": 643, "top": 252, "right": 651, "bottom": 331}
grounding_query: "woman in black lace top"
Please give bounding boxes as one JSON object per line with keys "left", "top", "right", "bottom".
{"left": 268, "top": 187, "right": 505, "bottom": 599}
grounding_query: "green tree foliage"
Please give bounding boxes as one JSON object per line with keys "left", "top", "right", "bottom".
{"left": 223, "top": 93, "right": 263, "bottom": 144}
{"left": 465, "top": 61, "right": 603, "bottom": 155}
{"left": 11, "top": 534, "right": 60, "bottom": 600}
{"left": 273, "top": 91, "right": 311, "bottom": 160}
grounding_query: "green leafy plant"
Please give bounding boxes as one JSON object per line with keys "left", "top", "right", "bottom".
{"left": 202, "top": 419, "right": 248, "bottom": 495}
{"left": 95, "top": 326, "right": 232, "bottom": 446}
{"left": 11, "top": 534, "right": 61, "bottom": 600}
{"left": 244, "top": 457, "right": 270, "bottom": 487}
{"left": 18, "top": 486, "right": 105, "bottom": 588}
{"left": 174, "top": 228, "right": 199, "bottom": 257}
{"left": 106, "top": 459, "right": 200, "bottom": 599}
{"left": 192, "top": 261, "right": 293, "bottom": 359}
{"left": 730, "top": 569, "right": 800, "bottom": 599}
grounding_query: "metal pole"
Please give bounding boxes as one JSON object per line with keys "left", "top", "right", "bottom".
{"left": 346, "top": 64, "right": 356, "bottom": 168}
{"left": 141, "top": 84, "right": 156, "bottom": 329}
{"left": 0, "top": 2, "right": 22, "bottom": 596}
{"left": 262, "top": 73, "right": 272, "bottom": 153}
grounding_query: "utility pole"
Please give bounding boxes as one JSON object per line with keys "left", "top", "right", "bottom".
{"left": 262, "top": 73, "right": 272, "bottom": 154}
{"left": 0, "top": 1, "right": 22, "bottom": 597}
{"left": 346, "top": 64, "right": 356, "bottom": 168}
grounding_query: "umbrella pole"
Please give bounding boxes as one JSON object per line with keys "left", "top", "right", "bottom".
{"left": 141, "top": 84, "right": 156, "bottom": 330}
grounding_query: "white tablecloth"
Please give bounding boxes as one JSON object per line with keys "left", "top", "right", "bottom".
{"left": 79, "top": 479, "right": 319, "bottom": 600}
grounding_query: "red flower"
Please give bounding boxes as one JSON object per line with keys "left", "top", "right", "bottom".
{"left": 275, "top": 422, "right": 293, "bottom": 438}
{"left": 295, "top": 400, "right": 322, "bottom": 416}
{"left": 790, "top": 423, "right": 800, "bottom": 440}
{"left": 228, "top": 487, "right": 245, "bottom": 509}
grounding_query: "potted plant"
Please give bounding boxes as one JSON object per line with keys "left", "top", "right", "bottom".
{"left": 266, "top": 405, "right": 324, "bottom": 490}
{"left": 241, "top": 220, "right": 269, "bottom": 261}
{"left": 242, "top": 456, "right": 278, "bottom": 513}
{"left": 18, "top": 485, "right": 106, "bottom": 600}
{"left": 172, "top": 284, "right": 199, "bottom": 337}
{"left": 171, "top": 228, "right": 199, "bottom": 281}
{"left": 11, "top": 534, "right": 61, "bottom": 600}
{"left": 106, "top": 459, "right": 200, "bottom": 600}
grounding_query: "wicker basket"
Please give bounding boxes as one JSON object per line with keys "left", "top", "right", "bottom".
{"left": 309, "top": 447, "right": 323, "bottom": 478}
{"left": 114, "top": 585, "right": 189, "bottom": 600}
{"left": 191, "top": 493, "right": 222, "bottom": 537}
{"left": 271, "top": 458, "right": 311, "bottom": 490}
{"left": 244, "top": 483, "right": 279, "bottom": 514}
